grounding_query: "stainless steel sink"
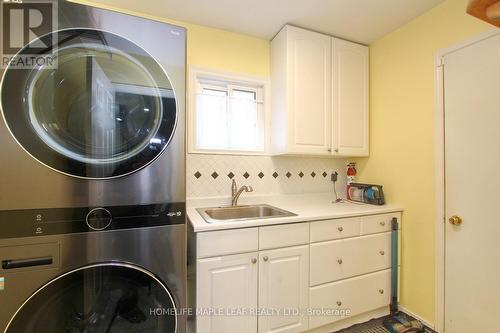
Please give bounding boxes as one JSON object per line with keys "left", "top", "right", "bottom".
{"left": 196, "top": 204, "right": 297, "bottom": 223}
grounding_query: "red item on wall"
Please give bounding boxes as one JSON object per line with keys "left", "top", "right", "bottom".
{"left": 346, "top": 162, "right": 357, "bottom": 200}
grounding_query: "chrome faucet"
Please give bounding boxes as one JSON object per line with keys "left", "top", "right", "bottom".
{"left": 231, "top": 179, "right": 253, "bottom": 206}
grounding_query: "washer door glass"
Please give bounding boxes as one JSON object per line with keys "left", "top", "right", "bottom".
{"left": 5, "top": 264, "right": 177, "bottom": 333}
{"left": 0, "top": 29, "right": 177, "bottom": 179}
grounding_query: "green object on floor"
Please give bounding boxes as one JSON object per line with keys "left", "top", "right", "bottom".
{"left": 383, "top": 218, "right": 425, "bottom": 333}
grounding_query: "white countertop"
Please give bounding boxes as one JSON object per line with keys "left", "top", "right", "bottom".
{"left": 187, "top": 192, "right": 403, "bottom": 232}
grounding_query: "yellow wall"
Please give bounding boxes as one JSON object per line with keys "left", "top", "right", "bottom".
{"left": 69, "top": 0, "right": 270, "bottom": 77}
{"left": 355, "top": 0, "right": 491, "bottom": 324}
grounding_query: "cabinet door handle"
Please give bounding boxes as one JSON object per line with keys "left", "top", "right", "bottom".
{"left": 337, "top": 259, "right": 343, "bottom": 264}
{"left": 379, "top": 289, "right": 385, "bottom": 294}
{"left": 251, "top": 258, "right": 257, "bottom": 264}
{"left": 263, "top": 256, "right": 269, "bottom": 262}
{"left": 328, "top": 148, "right": 332, "bottom": 152}
{"left": 337, "top": 226, "right": 343, "bottom": 232}
{"left": 380, "top": 221, "right": 386, "bottom": 226}
{"left": 336, "top": 301, "right": 342, "bottom": 306}
{"left": 379, "top": 251, "right": 385, "bottom": 256}
{"left": 334, "top": 148, "right": 339, "bottom": 153}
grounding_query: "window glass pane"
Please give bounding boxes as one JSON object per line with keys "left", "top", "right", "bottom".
{"left": 232, "top": 89, "right": 256, "bottom": 100}
{"left": 196, "top": 93, "right": 228, "bottom": 149}
{"left": 229, "top": 97, "right": 259, "bottom": 149}
{"left": 203, "top": 88, "right": 227, "bottom": 97}
{"left": 194, "top": 79, "right": 264, "bottom": 152}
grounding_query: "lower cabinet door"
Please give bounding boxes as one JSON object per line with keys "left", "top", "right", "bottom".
{"left": 309, "top": 269, "right": 391, "bottom": 329}
{"left": 258, "top": 245, "right": 309, "bottom": 333}
{"left": 197, "top": 252, "right": 258, "bottom": 333}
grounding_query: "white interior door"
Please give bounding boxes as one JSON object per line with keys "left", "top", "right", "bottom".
{"left": 444, "top": 32, "right": 500, "bottom": 333}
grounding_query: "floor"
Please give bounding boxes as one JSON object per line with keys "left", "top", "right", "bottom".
{"left": 334, "top": 313, "right": 436, "bottom": 333}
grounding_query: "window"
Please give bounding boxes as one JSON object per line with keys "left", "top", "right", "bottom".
{"left": 189, "top": 67, "right": 269, "bottom": 154}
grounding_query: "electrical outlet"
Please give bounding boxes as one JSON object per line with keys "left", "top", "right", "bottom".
{"left": 331, "top": 172, "right": 338, "bottom": 182}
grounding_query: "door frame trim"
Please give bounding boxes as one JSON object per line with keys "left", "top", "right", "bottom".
{"left": 434, "top": 28, "right": 500, "bottom": 333}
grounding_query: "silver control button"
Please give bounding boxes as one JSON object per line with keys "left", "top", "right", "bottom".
{"left": 86, "top": 208, "right": 112, "bottom": 231}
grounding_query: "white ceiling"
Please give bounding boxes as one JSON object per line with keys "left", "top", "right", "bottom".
{"left": 91, "top": 0, "right": 445, "bottom": 44}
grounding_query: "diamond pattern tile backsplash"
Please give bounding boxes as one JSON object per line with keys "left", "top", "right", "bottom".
{"left": 187, "top": 154, "right": 348, "bottom": 198}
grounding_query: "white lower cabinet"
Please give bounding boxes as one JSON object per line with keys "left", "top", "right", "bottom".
{"left": 193, "top": 212, "right": 401, "bottom": 333}
{"left": 309, "top": 270, "right": 391, "bottom": 329}
{"left": 197, "top": 252, "right": 258, "bottom": 333}
{"left": 258, "top": 246, "right": 309, "bottom": 333}
{"left": 310, "top": 233, "right": 391, "bottom": 286}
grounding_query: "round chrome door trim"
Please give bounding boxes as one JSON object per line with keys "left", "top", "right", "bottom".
{"left": 85, "top": 207, "right": 113, "bottom": 231}
{"left": 0, "top": 27, "right": 180, "bottom": 180}
{"left": 3, "top": 262, "right": 178, "bottom": 333}
{"left": 26, "top": 43, "right": 164, "bottom": 165}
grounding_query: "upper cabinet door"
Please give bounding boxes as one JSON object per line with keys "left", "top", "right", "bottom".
{"left": 288, "top": 27, "right": 332, "bottom": 154}
{"left": 331, "top": 38, "right": 369, "bottom": 156}
{"left": 271, "top": 26, "right": 332, "bottom": 155}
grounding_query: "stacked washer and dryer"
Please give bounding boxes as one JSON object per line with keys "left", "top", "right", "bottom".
{"left": 0, "top": 1, "right": 186, "bottom": 332}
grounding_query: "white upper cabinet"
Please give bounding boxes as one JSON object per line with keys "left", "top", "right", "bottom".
{"left": 332, "top": 38, "right": 369, "bottom": 156}
{"left": 272, "top": 25, "right": 332, "bottom": 155}
{"left": 271, "top": 25, "right": 369, "bottom": 157}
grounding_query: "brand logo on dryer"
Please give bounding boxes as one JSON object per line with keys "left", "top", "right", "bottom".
{"left": 1, "top": 0, "right": 58, "bottom": 69}
{"left": 166, "top": 211, "right": 182, "bottom": 217}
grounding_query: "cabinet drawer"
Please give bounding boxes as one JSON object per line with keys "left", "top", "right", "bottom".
{"left": 310, "top": 217, "right": 360, "bottom": 242}
{"left": 310, "top": 233, "right": 391, "bottom": 286}
{"left": 259, "top": 223, "right": 309, "bottom": 250}
{"left": 309, "top": 270, "right": 391, "bottom": 329}
{"left": 360, "top": 213, "right": 401, "bottom": 235}
{"left": 197, "top": 228, "right": 258, "bottom": 258}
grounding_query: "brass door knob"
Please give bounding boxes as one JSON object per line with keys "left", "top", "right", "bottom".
{"left": 337, "top": 259, "right": 343, "bottom": 264}
{"left": 449, "top": 215, "right": 463, "bottom": 226}
{"left": 336, "top": 301, "right": 342, "bottom": 306}
{"left": 251, "top": 258, "right": 257, "bottom": 264}
{"left": 263, "top": 256, "right": 269, "bottom": 262}
{"left": 338, "top": 226, "right": 344, "bottom": 232}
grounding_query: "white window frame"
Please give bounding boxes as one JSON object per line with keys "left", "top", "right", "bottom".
{"left": 188, "top": 66, "right": 271, "bottom": 155}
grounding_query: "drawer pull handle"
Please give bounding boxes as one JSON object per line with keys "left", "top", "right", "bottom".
{"left": 380, "top": 221, "right": 386, "bottom": 226}
{"left": 379, "top": 251, "right": 385, "bottom": 256}
{"left": 337, "top": 259, "right": 343, "bottom": 264}
{"left": 336, "top": 301, "right": 342, "bottom": 306}
{"left": 379, "top": 289, "right": 384, "bottom": 294}
{"left": 251, "top": 258, "right": 257, "bottom": 264}
{"left": 337, "top": 227, "right": 344, "bottom": 232}
{"left": 263, "top": 256, "right": 269, "bottom": 262}
{"left": 2, "top": 257, "right": 53, "bottom": 269}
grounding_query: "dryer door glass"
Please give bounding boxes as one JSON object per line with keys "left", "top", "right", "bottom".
{"left": 0, "top": 29, "right": 177, "bottom": 179}
{"left": 5, "top": 264, "right": 177, "bottom": 332}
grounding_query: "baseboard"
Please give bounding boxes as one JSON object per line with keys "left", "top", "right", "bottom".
{"left": 398, "top": 305, "right": 435, "bottom": 330}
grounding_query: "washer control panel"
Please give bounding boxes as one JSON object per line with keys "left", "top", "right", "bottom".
{"left": 86, "top": 208, "right": 112, "bottom": 230}
{"left": 0, "top": 202, "right": 185, "bottom": 239}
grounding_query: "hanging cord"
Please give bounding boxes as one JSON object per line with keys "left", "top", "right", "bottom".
{"left": 331, "top": 172, "right": 365, "bottom": 205}
{"left": 331, "top": 172, "right": 343, "bottom": 203}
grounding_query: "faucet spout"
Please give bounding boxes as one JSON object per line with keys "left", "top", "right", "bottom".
{"left": 231, "top": 180, "right": 253, "bottom": 206}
